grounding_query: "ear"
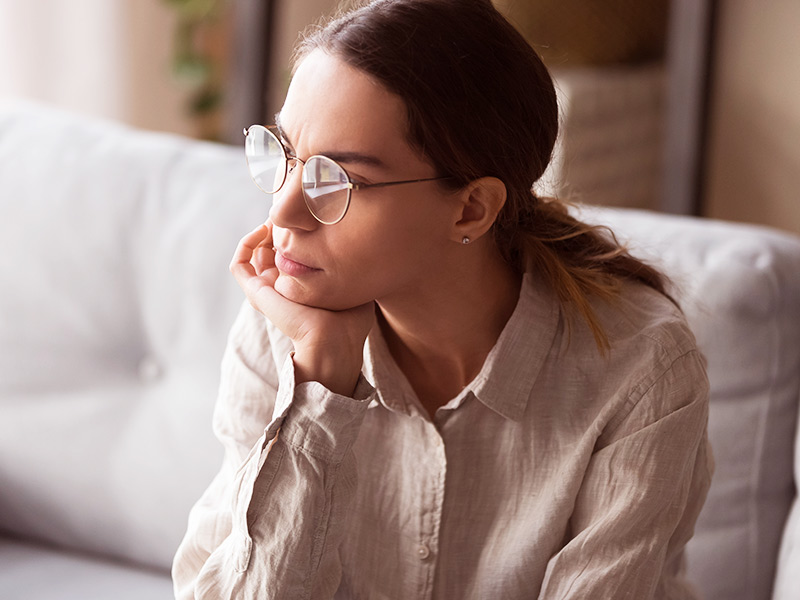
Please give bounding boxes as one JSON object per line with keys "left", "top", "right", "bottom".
{"left": 451, "top": 176, "right": 507, "bottom": 244}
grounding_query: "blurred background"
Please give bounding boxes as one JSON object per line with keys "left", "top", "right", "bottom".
{"left": 1, "top": 0, "right": 798, "bottom": 234}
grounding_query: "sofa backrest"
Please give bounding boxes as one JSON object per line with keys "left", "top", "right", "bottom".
{"left": 0, "top": 101, "right": 266, "bottom": 570}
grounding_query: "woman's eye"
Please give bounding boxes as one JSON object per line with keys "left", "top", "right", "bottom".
{"left": 348, "top": 174, "right": 368, "bottom": 186}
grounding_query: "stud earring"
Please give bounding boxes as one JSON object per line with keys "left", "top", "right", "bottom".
{"left": 462, "top": 236, "right": 470, "bottom": 245}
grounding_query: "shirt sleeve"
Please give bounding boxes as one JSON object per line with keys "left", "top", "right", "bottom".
{"left": 538, "top": 349, "right": 714, "bottom": 600}
{"left": 172, "top": 302, "right": 376, "bottom": 600}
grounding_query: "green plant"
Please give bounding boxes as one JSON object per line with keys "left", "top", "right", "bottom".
{"left": 162, "top": 0, "right": 228, "bottom": 127}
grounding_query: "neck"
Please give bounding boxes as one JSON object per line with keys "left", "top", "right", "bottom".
{"left": 377, "top": 244, "right": 521, "bottom": 416}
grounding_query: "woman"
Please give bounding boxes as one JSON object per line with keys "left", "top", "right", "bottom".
{"left": 173, "top": 0, "right": 712, "bottom": 598}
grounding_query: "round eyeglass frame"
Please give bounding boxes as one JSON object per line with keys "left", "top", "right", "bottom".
{"left": 243, "top": 124, "right": 450, "bottom": 225}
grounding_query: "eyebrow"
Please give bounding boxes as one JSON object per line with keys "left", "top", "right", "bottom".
{"left": 274, "top": 112, "right": 387, "bottom": 169}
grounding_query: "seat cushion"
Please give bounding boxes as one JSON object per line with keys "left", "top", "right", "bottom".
{"left": 0, "top": 537, "right": 173, "bottom": 600}
{"left": 583, "top": 207, "right": 800, "bottom": 600}
{"left": 0, "top": 100, "right": 267, "bottom": 571}
{"left": 773, "top": 429, "right": 800, "bottom": 599}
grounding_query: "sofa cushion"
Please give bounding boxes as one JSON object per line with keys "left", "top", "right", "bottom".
{"left": 774, "top": 430, "right": 800, "bottom": 599}
{"left": 583, "top": 208, "right": 800, "bottom": 600}
{"left": 0, "top": 101, "right": 267, "bottom": 570}
{"left": 0, "top": 537, "right": 173, "bottom": 599}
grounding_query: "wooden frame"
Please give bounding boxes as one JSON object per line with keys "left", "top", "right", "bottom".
{"left": 662, "top": 0, "right": 717, "bottom": 214}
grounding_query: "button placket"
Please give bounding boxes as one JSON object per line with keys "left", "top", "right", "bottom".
{"left": 421, "top": 423, "right": 447, "bottom": 594}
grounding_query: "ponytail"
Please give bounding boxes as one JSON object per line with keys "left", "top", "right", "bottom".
{"left": 496, "top": 194, "right": 670, "bottom": 351}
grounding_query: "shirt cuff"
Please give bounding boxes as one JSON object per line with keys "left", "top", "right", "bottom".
{"left": 266, "top": 353, "right": 376, "bottom": 465}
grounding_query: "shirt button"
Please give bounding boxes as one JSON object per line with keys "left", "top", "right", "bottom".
{"left": 417, "top": 544, "right": 431, "bottom": 560}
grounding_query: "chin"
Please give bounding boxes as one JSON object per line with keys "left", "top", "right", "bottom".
{"left": 274, "top": 275, "right": 359, "bottom": 311}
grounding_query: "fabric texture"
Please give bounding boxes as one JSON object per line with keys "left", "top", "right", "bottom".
{"left": 173, "top": 273, "right": 712, "bottom": 599}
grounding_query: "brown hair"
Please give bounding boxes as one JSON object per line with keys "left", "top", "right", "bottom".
{"left": 295, "top": 0, "right": 668, "bottom": 350}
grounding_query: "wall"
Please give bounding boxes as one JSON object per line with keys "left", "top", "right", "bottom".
{"left": 266, "top": 0, "right": 340, "bottom": 116}
{"left": 703, "top": 0, "right": 800, "bottom": 235}
{"left": 122, "top": 0, "right": 200, "bottom": 137}
{"left": 0, "top": 0, "right": 124, "bottom": 119}
{"left": 0, "top": 0, "right": 196, "bottom": 137}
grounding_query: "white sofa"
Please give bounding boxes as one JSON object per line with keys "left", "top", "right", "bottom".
{"left": 1, "top": 101, "right": 799, "bottom": 600}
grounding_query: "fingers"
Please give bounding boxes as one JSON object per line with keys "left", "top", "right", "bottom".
{"left": 230, "top": 223, "right": 272, "bottom": 280}
{"left": 253, "top": 245, "right": 276, "bottom": 276}
{"left": 252, "top": 219, "right": 276, "bottom": 275}
{"left": 230, "top": 222, "right": 284, "bottom": 316}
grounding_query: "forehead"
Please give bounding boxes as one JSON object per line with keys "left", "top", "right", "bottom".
{"left": 278, "top": 50, "right": 411, "bottom": 158}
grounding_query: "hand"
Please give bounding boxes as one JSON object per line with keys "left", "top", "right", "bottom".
{"left": 230, "top": 222, "right": 375, "bottom": 396}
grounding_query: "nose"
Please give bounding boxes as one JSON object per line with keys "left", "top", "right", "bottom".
{"left": 268, "top": 165, "right": 319, "bottom": 231}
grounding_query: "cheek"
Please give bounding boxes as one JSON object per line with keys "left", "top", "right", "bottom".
{"left": 333, "top": 220, "right": 442, "bottom": 292}
{"left": 327, "top": 235, "right": 404, "bottom": 297}
{"left": 338, "top": 215, "right": 425, "bottom": 266}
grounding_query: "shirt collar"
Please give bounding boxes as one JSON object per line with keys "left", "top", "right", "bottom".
{"left": 467, "top": 273, "right": 560, "bottom": 420}
{"left": 362, "top": 272, "right": 561, "bottom": 421}
{"left": 363, "top": 326, "right": 420, "bottom": 417}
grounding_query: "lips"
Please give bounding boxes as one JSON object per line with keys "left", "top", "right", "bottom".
{"left": 274, "top": 248, "right": 321, "bottom": 277}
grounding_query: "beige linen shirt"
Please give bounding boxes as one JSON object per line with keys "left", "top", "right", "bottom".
{"left": 173, "top": 274, "right": 712, "bottom": 599}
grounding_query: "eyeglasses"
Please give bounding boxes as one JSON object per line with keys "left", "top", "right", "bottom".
{"left": 243, "top": 124, "right": 449, "bottom": 224}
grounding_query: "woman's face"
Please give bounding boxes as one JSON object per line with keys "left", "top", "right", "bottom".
{"left": 269, "top": 50, "right": 463, "bottom": 311}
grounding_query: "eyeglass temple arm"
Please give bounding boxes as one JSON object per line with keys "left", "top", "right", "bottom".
{"left": 351, "top": 175, "right": 450, "bottom": 191}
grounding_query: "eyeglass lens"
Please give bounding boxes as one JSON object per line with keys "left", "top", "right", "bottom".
{"left": 244, "top": 126, "right": 286, "bottom": 194}
{"left": 302, "top": 156, "right": 350, "bottom": 224}
{"left": 245, "top": 125, "right": 352, "bottom": 224}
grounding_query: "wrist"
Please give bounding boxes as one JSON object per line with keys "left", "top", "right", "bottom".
{"left": 291, "top": 344, "right": 364, "bottom": 397}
